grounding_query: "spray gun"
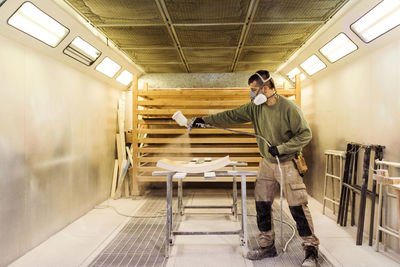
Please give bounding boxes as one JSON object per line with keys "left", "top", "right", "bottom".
{"left": 172, "top": 110, "right": 294, "bottom": 252}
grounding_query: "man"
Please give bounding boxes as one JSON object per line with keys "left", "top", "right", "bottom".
{"left": 191, "top": 70, "right": 319, "bottom": 266}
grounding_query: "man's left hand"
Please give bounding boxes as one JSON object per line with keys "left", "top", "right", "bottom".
{"left": 268, "top": 146, "right": 279, "bottom": 157}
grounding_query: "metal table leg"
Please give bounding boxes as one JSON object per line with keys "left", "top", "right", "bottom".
{"left": 375, "top": 183, "right": 383, "bottom": 251}
{"left": 166, "top": 173, "right": 173, "bottom": 257}
{"left": 232, "top": 165, "right": 238, "bottom": 220}
{"left": 178, "top": 178, "right": 183, "bottom": 216}
{"left": 240, "top": 174, "right": 248, "bottom": 253}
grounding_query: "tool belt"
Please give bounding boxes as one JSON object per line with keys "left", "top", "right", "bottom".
{"left": 292, "top": 153, "right": 308, "bottom": 177}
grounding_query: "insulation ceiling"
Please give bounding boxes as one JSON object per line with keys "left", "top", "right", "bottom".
{"left": 65, "top": 0, "right": 349, "bottom": 73}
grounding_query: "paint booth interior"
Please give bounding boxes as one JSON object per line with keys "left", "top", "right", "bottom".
{"left": 1, "top": 0, "right": 400, "bottom": 266}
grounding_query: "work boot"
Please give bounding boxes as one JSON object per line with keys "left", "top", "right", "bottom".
{"left": 247, "top": 242, "right": 277, "bottom": 260}
{"left": 301, "top": 246, "right": 318, "bottom": 267}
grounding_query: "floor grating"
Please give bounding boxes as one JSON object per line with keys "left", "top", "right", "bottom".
{"left": 89, "top": 190, "right": 332, "bottom": 267}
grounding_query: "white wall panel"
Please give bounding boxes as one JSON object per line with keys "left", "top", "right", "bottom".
{"left": 301, "top": 35, "right": 400, "bottom": 252}
{"left": 0, "top": 34, "right": 119, "bottom": 266}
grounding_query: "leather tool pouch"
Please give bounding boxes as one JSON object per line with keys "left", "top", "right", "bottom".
{"left": 292, "top": 154, "right": 308, "bottom": 177}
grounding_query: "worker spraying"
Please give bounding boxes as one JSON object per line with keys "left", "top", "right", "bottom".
{"left": 189, "top": 70, "right": 319, "bottom": 266}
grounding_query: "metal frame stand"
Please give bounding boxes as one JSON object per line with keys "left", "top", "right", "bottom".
{"left": 322, "top": 150, "right": 345, "bottom": 215}
{"left": 152, "top": 170, "right": 257, "bottom": 258}
{"left": 337, "top": 143, "right": 384, "bottom": 245}
{"left": 375, "top": 160, "right": 400, "bottom": 252}
{"left": 177, "top": 162, "right": 247, "bottom": 219}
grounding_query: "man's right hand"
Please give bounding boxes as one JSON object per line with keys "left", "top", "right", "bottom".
{"left": 191, "top": 117, "right": 205, "bottom": 128}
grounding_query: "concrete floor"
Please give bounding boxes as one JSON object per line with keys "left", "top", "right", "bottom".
{"left": 9, "top": 189, "right": 400, "bottom": 267}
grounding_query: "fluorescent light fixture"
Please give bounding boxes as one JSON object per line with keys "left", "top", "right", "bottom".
{"left": 63, "top": 37, "right": 101, "bottom": 66}
{"left": 300, "top": 55, "right": 327, "bottom": 76}
{"left": 350, "top": 0, "right": 400, "bottom": 43}
{"left": 287, "top": 67, "right": 307, "bottom": 82}
{"left": 8, "top": 2, "right": 69, "bottom": 47}
{"left": 320, "top": 33, "right": 358, "bottom": 63}
{"left": 116, "top": 70, "right": 133, "bottom": 85}
{"left": 95, "top": 57, "right": 121, "bottom": 78}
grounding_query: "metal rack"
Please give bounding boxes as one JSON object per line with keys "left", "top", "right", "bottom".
{"left": 152, "top": 170, "right": 257, "bottom": 257}
{"left": 323, "top": 150, "right": 346, "bottom": 215}
{"left": 177, "top": 161, "right": 248, "bottom": 219}
{"left": 374, "top": 160, "right": 400, "bottom": 252}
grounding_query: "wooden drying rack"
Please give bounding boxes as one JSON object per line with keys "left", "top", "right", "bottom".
{"left": 127, "top": 75, "right": 302, "bottom": 195}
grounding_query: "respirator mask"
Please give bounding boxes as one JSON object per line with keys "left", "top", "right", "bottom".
{"left": 250, "top": 73, "right": 274, "bottom": 105}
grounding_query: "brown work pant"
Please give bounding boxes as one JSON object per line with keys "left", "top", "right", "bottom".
{"left": 255, "top": 158, "right": 320, "bottom": 249}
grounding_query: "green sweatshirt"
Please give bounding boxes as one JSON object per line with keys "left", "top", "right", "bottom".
{"left": 202, "top": 96, "right": 312, "bottom": 163}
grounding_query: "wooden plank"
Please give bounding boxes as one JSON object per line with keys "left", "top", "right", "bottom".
{"left": 125, "top": 147, "right": 134, "bottom": 197}
{"left": 114, "top": 159, "right": 129, "bottom": 199}
{"left": 142, "top": 96, "right": 250, "bottom": 101}
{"left": 116, "top": 134, "right": 122, "bottom": 172}
{"left": 138, "top": 147, "right": 260, "bottom": 153}
{"left": 110, "top": 160, "right": 119, "bottom": 198}
{"left": 138, "top": 100, "right": 248, "bottom": 107}
{"left": 137, "top": 109, "right": 227, "bottom": 115}
{"left": 131, "top": 75, "right": 140, "bottom": 195}
{"left": 136, "top": 176, "right": 257, "bottom": 182}
{"left": 138, "top": 89, "right": 295, "bottom": 97}
{"left": 138, "top": 166, "right": 258, "bottom": 172}
{"left": 118, "top": 97, "right": 129, "bottom": 197}
{"left": 126, "top": 146, "right": 134, "bottom": 165}
{"left": 139, "top": 89, "right": 250, "bottom": 96}
{"left": 392, "top": 184, "right": 400, "bottom": 233}
{"left": 133, "top": 128, "right": 255, "bottom": 134}
{"left": 137, "top": 156, "right": 262, "bottom": 163}
{"left": 137, "top": 137, "right": 256, "bottom": 144}
{"left": 373, "top": 170, "right": 400, "bottom": 185}
{"left": 124, "top": 177, "right": 130, "bottom": 197}
{"left": 137, "top": 119, "right": 253, "bottom": 126}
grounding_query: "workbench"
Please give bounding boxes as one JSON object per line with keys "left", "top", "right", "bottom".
{"left": 152, "top": 170, "right": 257, "bottom": 257}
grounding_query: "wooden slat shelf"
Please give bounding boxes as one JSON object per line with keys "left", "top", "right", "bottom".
{"left": 138, "top": 100, "right": 248, "bottom": 107}
{"left": 137, "top": 166, "right": 258, "bottom": 172}
{"left": 137, "top": 147, "right": 260, "bottom": 153}
{"left": 129, "top": 78, "right": 301, "bottom": 194}
{"left": 137, "top": 137, "right": 257, "bottom": 144}
{"left": 138, "top": 89, "right": 296, "bottom": 97}
{"left": 135, "top": 128, "right": 255, "bottom": 134}
{"left": 137, "top": 157, "right": 262, "bottom": 163}
{"left": 138, "top": 119, "right": 253, "bottom": 126}
{"left": 137, "top": 109, "right": 227, "bottom": 115}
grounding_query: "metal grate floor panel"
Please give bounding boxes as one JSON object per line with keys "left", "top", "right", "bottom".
{"left": 244, "top": 197, "right": 332, "bottom": 267}
{"left": 89, "top": 190, "right": 332, "bottom": 266}
{"left": 89, "top": 194, "right": 176, "bottom": 267}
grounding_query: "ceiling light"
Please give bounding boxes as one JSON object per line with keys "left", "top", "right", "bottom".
{"left": 320, "top": 33, "right": 358, "bottom": 63}
{"left": 8, "top": 2, "right": 69, "bottom": 47}
{"left": 95, "top": 57, "right": 121, "bottom": 78}
{"left": 63, "top": 37, "right": 101, "bottom": 66}
{"left": 116, "top": 70, "right": 133, "bottom": 85}
{"left": 287, "top": 68, "right": 307, "bottom": 82}
{"left": 350, "top": 0, "right": 400, "bottom": 43}
{"left": 300, "top": 55, "right": 327, "bottom": 76}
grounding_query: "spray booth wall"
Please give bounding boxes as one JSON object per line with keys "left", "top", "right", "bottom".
{"left": 0, "top": 34, "right": 119, "bottom": 266}
{"left": 301, "top": 34, "right": 400, "bottom": 252}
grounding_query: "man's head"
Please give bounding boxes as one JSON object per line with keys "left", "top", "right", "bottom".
{"left": 248, "top": 70, "right": 276, "bottom": 101}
